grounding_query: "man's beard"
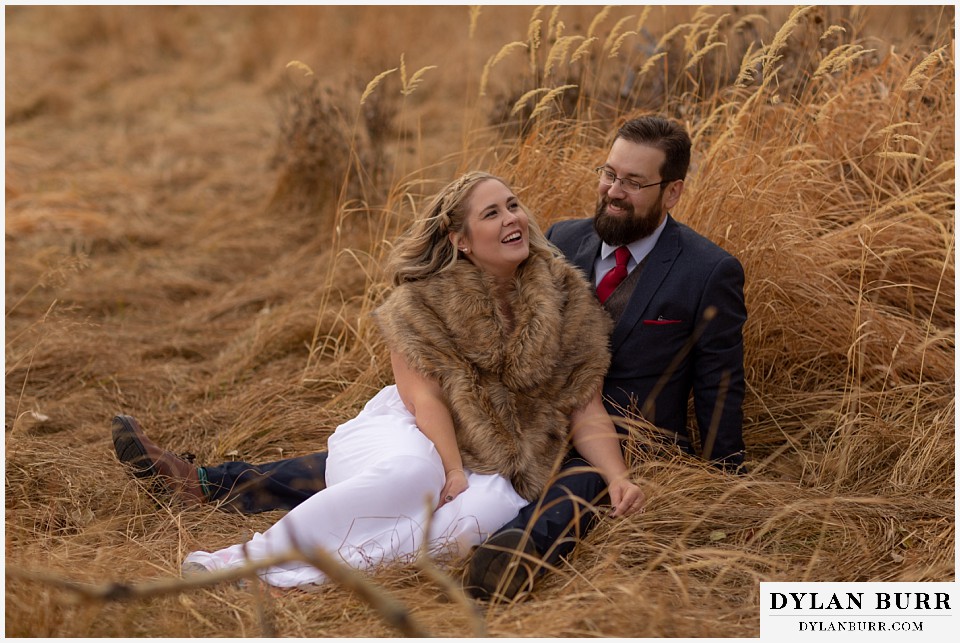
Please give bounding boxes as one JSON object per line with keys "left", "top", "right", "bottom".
{"left": 593, "top": 194, "right": 664, "bottom": 246}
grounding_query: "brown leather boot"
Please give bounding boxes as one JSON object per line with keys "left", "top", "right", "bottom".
{"left": 111, "top": 415, "right": 204, "bottom": 504}
{"left": 464, "top": 528, "right": 539, "bottom": 602}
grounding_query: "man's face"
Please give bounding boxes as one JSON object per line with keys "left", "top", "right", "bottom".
{"left": 594, "top": 139, "right": 678, "bottom": 246}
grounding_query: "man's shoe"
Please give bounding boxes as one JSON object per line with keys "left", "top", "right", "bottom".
{"left": 465, "top": 528, "right": 539, "bottom": 602}
{"left": 111, "top": 415, "right": 204, "bottom": 504}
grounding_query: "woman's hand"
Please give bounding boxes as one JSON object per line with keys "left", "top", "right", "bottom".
{"left": 437, "top": 469, "right": 468, "bottom": 509}
{"left": 607, "top": 477, "right": 646, "bottom": 518}
{"left": 393, "top": 352, "right": 469, "bottom": 511}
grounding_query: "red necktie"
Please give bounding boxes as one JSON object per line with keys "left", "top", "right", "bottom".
{"left": 596, "top": 246, "right": 631, "bottom": 304}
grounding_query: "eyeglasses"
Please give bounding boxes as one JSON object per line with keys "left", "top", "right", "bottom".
{"left": 594, "top": 167, "right": 673, "bottom": 193}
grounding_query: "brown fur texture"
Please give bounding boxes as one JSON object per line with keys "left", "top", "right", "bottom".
{"left": 375, "top": 254, "right": 613, "bottom": 500}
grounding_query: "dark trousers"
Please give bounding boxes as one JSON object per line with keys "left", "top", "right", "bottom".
{"left": 497, "top": 455, "right": 606, "bottom": 565}
{"left": 202, "top": 452, "right": 329, "bottom": 513}
{"left": 202, "top": 450, "right": 607, "bottom": 562}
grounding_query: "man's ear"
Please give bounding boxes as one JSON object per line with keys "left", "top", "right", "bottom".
{"left": 664, "top": 179, "right": 684, "bottom": 210}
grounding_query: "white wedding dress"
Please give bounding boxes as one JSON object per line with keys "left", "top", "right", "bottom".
{"left": 183, "top": 385, "right": 528, "bottom": 587}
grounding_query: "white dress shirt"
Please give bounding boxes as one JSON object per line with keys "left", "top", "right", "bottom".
{"left": 592, "top": 215, "right": 669, "bottom": 287}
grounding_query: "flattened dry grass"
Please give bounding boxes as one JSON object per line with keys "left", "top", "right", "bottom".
{"left": 5, "top": 5, "right": 954, "bottom": 638}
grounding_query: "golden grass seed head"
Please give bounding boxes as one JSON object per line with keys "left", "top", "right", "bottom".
{"left": 635, "top": 6, "right": 651, "bottom": 33}
{"left": 285, "top": 60, "right": 315, "bottom": 77}
{"left": 544, "top": 35, "right": 582, "bottom": 79}
{"left": 608, "top": 30, "right": 638, "bottom": 59}
{"left": 402, "top": 64, "right": 438, "bottom": 97}
{"left": 547, "top": 5, "right": 561, "bottom": 40}
{"left": 604, "top": 14, "right": 635, "bottom": 52}
{"left": 903, "top": 46, "right": 946, "bottom": 92}
{"left": 360, "top": 67, "right": 398, "bottom": 106}
{"left": 685, "top": 41, "right": 727, "bottom": 71}
{"left": 528, "top": 83, "right": 577, "bottom": 120}
{"left": 587, "top": 5, "right": 612, "bottom": 40}
{"left": 820, "top": 25, "right": 846, "bottom": 42}
{"left": 468, "top": 5, "right": 481, "bottom": 39}
{"left": 656, "top": 22, "right": 689, "bottom": 53}
{"left": 479, "top": 40, "right": 526, "bottom": 96}
{"left": 570, "top": 36, "right": 598, "bottom": 64}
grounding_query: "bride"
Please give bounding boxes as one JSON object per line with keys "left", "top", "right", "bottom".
{"left": 124, "top": 171, "right": 645, "bottom": 587}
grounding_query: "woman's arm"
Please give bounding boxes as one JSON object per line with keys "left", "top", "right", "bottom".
{"left": 391, "top": 351, "right": 468, "bottom": 507}
{"left": 569, "top": 390, "right": 646, "bottom": 517}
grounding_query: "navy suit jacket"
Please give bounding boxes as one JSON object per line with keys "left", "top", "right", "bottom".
{"left": 547, "top": 215, "right": 747, "bottom": 469}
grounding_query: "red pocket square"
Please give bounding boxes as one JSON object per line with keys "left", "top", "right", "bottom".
{"left": 644, "top": 318, "right": 682, "bottom": 325}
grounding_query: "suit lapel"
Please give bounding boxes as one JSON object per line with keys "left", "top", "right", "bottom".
{"left": 572, "top": 232, "right": 603, "bottom": 281}
{"left": 609, "top": 215, "right": 682, "bottom": 352}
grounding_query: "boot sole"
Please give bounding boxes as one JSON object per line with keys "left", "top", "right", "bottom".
{"left": 111, "top": 415, "right": 157, "bottom": 479}
{"left": 465, "top": 529, "right": 537, "bottom": 601}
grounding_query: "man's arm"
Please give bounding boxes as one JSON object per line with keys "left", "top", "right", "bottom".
{"left": 692, "top": 255, "right": 747, "bottom": 471}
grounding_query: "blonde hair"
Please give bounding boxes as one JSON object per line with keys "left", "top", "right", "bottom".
{"left": 388, "top": 171, "right": 559, "bottom": 286}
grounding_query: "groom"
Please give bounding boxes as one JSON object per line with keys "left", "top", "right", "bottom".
{"left": 113, "top": 114, "right": 747, "bottom": 600}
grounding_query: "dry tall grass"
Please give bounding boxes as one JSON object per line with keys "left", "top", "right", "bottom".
{"left": 5, "top": 5, "right": 954, "bottom": 638}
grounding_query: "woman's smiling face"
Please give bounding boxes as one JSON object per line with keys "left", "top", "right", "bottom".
{"left": 453, "top": 178, "right": 530, "bottom": 279}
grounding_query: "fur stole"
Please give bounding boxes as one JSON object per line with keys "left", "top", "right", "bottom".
{"left": 374, "top": 253, "right": 612, "bottom": 501}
